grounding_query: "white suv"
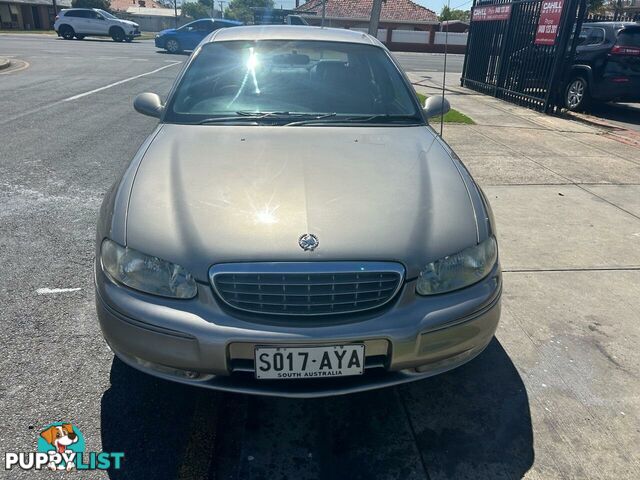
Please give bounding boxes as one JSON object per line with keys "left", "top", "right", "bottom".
{"left": 54, "top": 8, "right": 140, "bottom": 42}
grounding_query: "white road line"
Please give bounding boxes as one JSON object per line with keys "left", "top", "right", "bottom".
{"left": 0, "top": 60, "right": 181, "bottom": 125}
{"left": 62, "top": 62, "right": 180, "bottom": 102}
{"left": 36, "top": 287, "right": 82, "bottom": 295}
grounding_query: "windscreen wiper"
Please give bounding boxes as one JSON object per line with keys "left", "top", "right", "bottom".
{"left": 285, "top": 114, "right": 423, "bottom": 126}
{"left": 198, "top": 111, "right": 336, "bottom": 125}
{"left": 197, "top": 112, "right": 284, "bottom": 124}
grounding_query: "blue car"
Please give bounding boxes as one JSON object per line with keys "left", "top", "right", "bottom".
{"left": 155, "top": 18, "right": 243, "bottom": 54}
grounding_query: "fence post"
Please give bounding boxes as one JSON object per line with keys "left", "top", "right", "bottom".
{"left": 543, "top": 0, "right": 587, "bottom": 111}
{"left": 460, "top": 0, "right": 476, "bottom": 86}
{"left": 493, "top": 2, "right": 516, "bottom": 97}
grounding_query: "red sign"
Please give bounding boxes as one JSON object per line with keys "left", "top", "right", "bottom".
{"left": 472, "top": 4, "right": 512, "bottom": 22}
{"left": 534, "top": 0, "right": 565, "bottom": 45}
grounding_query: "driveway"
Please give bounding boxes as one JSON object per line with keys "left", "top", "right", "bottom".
{"left": 583, "top": 102, "right": 640, "bottom": 133}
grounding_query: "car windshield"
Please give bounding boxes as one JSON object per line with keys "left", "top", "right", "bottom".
{"left": 96, "top": 9, "right": 116, "bottom": 19}
{"left": 165, "top": 40, "right": 422, "bottom": 125}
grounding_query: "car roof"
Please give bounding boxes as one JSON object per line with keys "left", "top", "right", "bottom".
{"left": 188, "top": 17, "right": 243, "bottom": 25}
{"left": 582, "top": 21, "right": 638, "bottom": 28}
{"left": 215, "top": 18, "right": 243, "bottom": 25}
{"left": 209, "top": 25, "right": 381, "bottom": 47}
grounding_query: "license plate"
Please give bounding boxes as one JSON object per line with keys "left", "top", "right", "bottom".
{"left": 254, "top": 345, "right": 365, "bottom": 380}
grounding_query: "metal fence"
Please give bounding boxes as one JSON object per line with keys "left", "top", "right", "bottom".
{"left": 585, "top": 12, "right": 640, "bottom": 22}
{"left": 461, "top": 0, "right": 588, "bottom": 112}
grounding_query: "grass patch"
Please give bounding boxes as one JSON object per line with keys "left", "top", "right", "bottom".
{"left": 416, "top": 93, "right": 474, "bottom": 125}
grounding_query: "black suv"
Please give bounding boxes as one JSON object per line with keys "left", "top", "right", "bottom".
{"left": 565, "top": 22, "right": 640, "bottom": 110}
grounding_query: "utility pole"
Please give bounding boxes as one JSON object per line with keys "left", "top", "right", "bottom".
{"left": 219, "top": 1, "right": 225, "bottom": 18}
{"left": 321, "top": 0, "right": 326, "bottom": 27}
{"left": 368, "top": 0, "right": 383, "bottom": 36}
{"left": 174, "top": 0, "right": 178, "bottom": 28}
{"left": 51, "top": 0, "right": 58, "bottom": 29}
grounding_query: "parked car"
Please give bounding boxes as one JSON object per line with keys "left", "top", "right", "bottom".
{"left": 154, "top": 18, "right": 243, "bottom": 54}
{"left": 285, "top": 15, "right": 308, "bottom": 25}
{"left": 96, "top": 26, "right": 501, "bottom": 397}
{"left": 565, "top": 22, "right": 640, "bottom": 110}
{"left": 54, "top": 8, "right": 140, "bottom": 42}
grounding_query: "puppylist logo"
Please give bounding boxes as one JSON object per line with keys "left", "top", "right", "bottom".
{"left": 4, "top": 422, "right": 124, "bottom": 472}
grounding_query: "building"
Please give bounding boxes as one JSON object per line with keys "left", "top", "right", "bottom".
{"left": 109, "top": 0, "right": 165, "bottom": 13}
{"left": 110, "top": 0, "right": 186, "bottom": 32}
{"left": 439, "top": 20, "right": 469, "bottom": 33}
{"left": 0, "top": 0, "right": 70, "bottom": 30}
{"left": 295, "top": 0, "right": 465, "bottom": 52}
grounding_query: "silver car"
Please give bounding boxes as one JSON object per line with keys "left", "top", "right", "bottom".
{"left": 95, "top": 26, "right": 501, "bottom": 398}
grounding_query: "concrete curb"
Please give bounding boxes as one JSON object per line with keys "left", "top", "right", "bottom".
{"left": 0, "top": 57, "right": 11, "bottom": 71}
{"left": 562, "top": 110, "right": 619, "bottom": 130}
{"left": 563, "top": 111, "right": 640, "bottom": 148}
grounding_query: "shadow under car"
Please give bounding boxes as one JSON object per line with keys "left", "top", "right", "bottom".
{"left": 101, "top": 338, "right": 533, "bottom": 479}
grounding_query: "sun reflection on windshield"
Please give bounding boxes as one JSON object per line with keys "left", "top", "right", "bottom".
{"left": 228, "top": 47, "right": 261, "bottom": 107}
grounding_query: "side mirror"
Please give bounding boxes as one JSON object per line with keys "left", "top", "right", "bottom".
{"left": 134, "top": 92, "right": 163, "bottom": 118}
{"left": 423, "top": 95, "right": 451, "bottom": 118}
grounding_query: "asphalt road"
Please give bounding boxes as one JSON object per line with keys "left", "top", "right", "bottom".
{"left": 1, "top": 34, "right": 637, "bottom": 480}
{"left": 587, "top": 102, "right": 640, "bottom": 133}
{"left": 393, "top": 50, "right": 465, "bottom": 74}
{"left": 0, "top": 35, "right": 531, "bottom": 480}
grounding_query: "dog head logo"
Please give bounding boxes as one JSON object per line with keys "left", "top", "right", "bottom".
{"left": 40, "top": 424, "right": 78, "bottom": 454}
{"left": 37, "top": 422, "right": 85, "bottom": 471}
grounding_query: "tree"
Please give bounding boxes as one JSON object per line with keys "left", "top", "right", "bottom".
{"left": 182, "top": 0, "right": 216, "bottom": 19}
{"left": 71, "top": 0, "right": 111, "bottom": 10}
{"left": 439, "top": 6, "right": 470, "bottom": 22}
{"left": 225, "top": 0, "right": 273, "bottom": 23}
{"left": 588, "top": 0, "right": 606, "bottom": 12}
{"left": 587, "top": 0, "right": 624, "bottom": 16}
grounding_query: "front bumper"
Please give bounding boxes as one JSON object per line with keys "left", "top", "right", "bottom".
{"left": 95, "top": 265, "right": 501, "bottom": 398}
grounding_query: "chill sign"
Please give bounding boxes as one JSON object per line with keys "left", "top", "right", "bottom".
{"left": 534, "top": 0, "right": 565, "bottom": 45}
{"left": 472, "top": 4, "right": 512, "bottom": 22}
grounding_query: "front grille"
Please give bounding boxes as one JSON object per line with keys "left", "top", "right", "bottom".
{"left": 210, "top": 262, "right": 405, "bottom": 316}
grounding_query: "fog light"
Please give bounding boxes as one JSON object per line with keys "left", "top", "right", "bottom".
{"left": 131, "top": 355, "right": 213, "bottom": 381}
{"left": 414, "top": 348, "right": 476, "bottom": 373}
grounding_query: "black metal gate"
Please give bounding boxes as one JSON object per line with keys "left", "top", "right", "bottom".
{"left": 461, "top": 0, "right": 588, "bottom": 112}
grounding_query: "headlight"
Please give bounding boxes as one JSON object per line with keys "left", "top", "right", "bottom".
{"left": 101, "top": 239, "right": 197, "bottom": 299}
{"left": 416, "top": 236, "right": 497, "bottom": 295}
